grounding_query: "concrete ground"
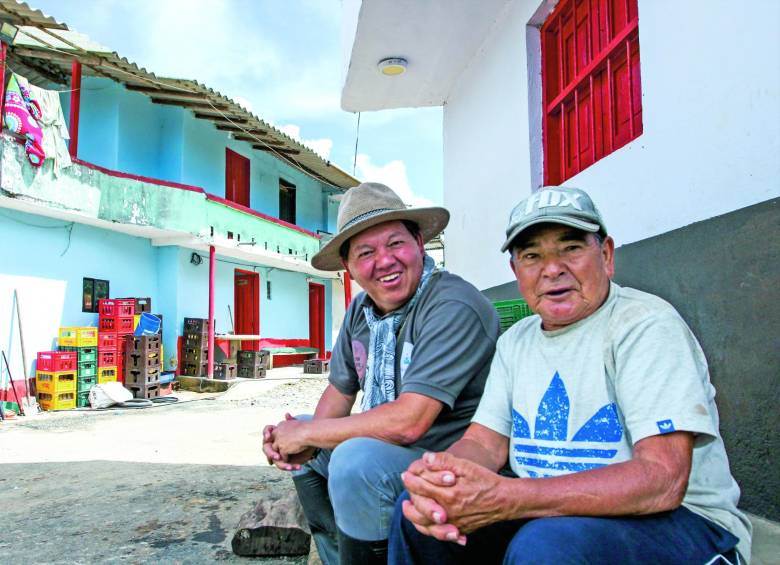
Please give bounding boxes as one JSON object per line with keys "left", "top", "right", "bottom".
{"left": 0, "top": 368, "right": 328, "bottom": 563}
{"left": 1, "top": 367, "right": 778, "bottom": 564}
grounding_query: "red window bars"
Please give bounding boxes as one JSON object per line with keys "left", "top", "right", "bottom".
{"left": 542, "top": 0, "right": 642, "bottom": 185}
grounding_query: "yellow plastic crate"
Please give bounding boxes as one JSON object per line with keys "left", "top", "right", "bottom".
{"left": 38, "top": 391, "right": 76, "bottom": 411}
{"left": 98, "top": 366, "right": 118, "bottom": 384}
{"left": 58, "top": 327, "right": 98, "bottom": 348}
{"left": 36, "top": 370, "right": 77, "bottom": 394}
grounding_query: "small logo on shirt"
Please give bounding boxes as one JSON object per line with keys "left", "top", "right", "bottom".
{"left": 656, "top": 419, "right": 676, "bottom": 434}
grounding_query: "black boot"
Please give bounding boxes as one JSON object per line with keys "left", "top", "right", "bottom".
{"left": 337, "top": 528, "right": 388, "bottom": 565}
{"left": 292, "top": 471, "right": 339, "bottom": 565}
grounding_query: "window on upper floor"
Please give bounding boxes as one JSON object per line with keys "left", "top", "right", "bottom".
{"left": 279, "top": 179, "right": 296, "bottom": 224}
{"left": 542, "top": 0, "right": 642, "bottom": 185}
{"left": 226, "top": 148, "right": 250, "bottom": 207}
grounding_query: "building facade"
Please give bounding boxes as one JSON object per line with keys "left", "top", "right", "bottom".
{"left": 340, "top": 0, "right": 779, "bottom": 521}
{"left": 0, "top": 3, "right": 358, "bottom": 395}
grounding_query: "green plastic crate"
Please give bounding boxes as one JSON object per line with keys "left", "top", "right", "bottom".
{"left": 77, "top": 375, "right": 97, "bottom": 393}
{"left": 61, "top": 346, "right": 97, "bottom": 363}
{"left": 78, "top": 361, "right": 97, "bottom": 378}
{"left": 493, "top": 299, "right": 534, "bottom": 333}
{"left": 77, "top": 391, "right": 90, "bottom": 408}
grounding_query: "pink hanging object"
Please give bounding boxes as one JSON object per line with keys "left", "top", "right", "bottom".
{"left": 3, "top": 74, "right": 45, "bottom": 167}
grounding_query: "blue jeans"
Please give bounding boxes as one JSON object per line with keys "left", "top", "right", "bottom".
{"left": 389, "top": 491, "right": 741, "bottom": 564}
{"left": 292, "top": 437, "right": 425, "bottom": 565}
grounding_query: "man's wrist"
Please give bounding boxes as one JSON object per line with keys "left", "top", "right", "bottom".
{"left": 494, "top": 475, "right": 528, "bottom": 522}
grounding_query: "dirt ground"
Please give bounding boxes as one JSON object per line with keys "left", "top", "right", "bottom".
{"left": 0, "top": 368, "right": 329, "bottom": 564}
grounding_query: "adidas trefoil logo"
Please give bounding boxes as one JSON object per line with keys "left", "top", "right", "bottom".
{"left": 512, "top": 372, "right": 624, "bottom": 477}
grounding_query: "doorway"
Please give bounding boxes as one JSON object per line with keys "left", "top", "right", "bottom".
{"left": 234, "top": 269, "right": 259, "bottom": 351}
{"left": 308, "top": 283, "right": 325, "bottom": 357}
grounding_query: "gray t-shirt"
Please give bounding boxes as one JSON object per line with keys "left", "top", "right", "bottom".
{"left": 474, "top": 282, "right": 752, "bottom": 562}
{"left": 330, "top": 271, "right": 499, "bottom": 452}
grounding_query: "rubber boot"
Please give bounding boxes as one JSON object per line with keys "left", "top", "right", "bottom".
{"left": 337, "top": 528, "right": 388, "bottom": 565}
{"left": 292, "top": 471, "right": 339, "bottom": 565}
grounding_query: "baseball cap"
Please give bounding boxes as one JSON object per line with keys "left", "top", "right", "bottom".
{"left": 501, "top": 186, "right": 607, "bottom": 252}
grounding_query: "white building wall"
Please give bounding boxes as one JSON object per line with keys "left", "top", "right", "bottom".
{"left": 443, "top": 0, "right": 780, "bottom": 291}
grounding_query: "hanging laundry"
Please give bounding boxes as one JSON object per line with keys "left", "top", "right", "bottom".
{"left": 27, "top": 81, "right": 72, "bottom": 176}
{"left": 3, "top": 73, "right": 45, "bottom": 167}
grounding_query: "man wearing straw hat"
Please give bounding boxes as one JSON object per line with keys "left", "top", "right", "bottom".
{"left": 262, "top": 182, "right": 499, "bottom": 565}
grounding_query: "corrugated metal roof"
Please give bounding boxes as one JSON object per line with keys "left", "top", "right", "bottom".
{"left": 0, "top": 0, "right": 359, "bottom": 190}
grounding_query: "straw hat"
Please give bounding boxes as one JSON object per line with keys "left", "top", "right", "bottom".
{"left": 311, "top": 182, "right": 449, "bottom": 271}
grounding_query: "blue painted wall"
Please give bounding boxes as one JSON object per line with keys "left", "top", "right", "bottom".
{"left": 0, "top": 209, "right": 333, "bottom": 375}
{"left": 0, "top": 206, "right": 158, "bottom": 334}
{"left": 62, "top": 77, "right": 332, "bottom": 234}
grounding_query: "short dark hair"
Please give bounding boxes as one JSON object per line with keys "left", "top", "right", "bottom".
{"left": 339, "top": 220, "right": 421, "bottom": 261}
{"left": 509, "top": 224, "right": 603, "bottom": 256}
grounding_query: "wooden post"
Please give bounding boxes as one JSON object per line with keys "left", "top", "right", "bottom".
{"left": 0, "top": 42, "right": 7, "bottom": 118}
{"left": 68, "top": 60, "right": 82, "bottom": 157}
{"left": 208, "top": 245, "right": 215, "bottom": 378}
{"left": 343, "top": 270, "right": 352, "bottom": 308}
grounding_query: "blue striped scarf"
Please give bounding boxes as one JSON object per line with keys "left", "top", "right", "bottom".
{"left": 361, "top": 254, "right": 437, "bottom": 412}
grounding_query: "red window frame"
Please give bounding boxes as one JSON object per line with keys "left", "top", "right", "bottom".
{"left": 542, "top": 0, "right": 643, "bottom": 185}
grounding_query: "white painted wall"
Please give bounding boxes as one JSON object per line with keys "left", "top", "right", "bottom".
{"left": 443, "top": 0, "right": 780, "bottom": 291}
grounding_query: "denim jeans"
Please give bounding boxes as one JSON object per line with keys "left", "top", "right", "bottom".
{"left": 389, "top": 491, "right": 741, "bottom": 565}
{"left": 292, "top": 437, "right": 425, "bottom": 565}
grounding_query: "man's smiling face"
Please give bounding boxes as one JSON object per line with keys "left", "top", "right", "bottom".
{"left": 510, "top": 223, "right": 614, "bottom": 331}
{"left": 343, "top": 220, "right": 425, "bottom": 314}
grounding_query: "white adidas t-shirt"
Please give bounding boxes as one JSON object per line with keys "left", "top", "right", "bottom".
{"left": 474, "top": 282, "right": 752, "bottom": 561}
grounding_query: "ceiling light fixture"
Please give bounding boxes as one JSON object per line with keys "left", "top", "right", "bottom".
{"left": 377, "top": 57, "right": 408, "bottom": 76}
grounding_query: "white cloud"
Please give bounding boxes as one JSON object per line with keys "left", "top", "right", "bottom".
{"left": 232, "top": 96, "right": 254, "bottom": 113}
{"left": 278, "top": 124, "right": 333, "bottom": 160}
{"left": 354, "top": 154, "right": 433, "bottom": 207}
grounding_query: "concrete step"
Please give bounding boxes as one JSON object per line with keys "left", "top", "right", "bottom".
{"left": 748, "top": 512, "right": 780, "bottom": 565}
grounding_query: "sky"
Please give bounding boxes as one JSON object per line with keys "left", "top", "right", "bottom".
{"left": 28, "top": 0, "right": 444, "bottom": 206}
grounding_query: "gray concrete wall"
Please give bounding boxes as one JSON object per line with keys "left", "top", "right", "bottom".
{"left": 481, "top": 198, "right": 780, "bottom": 520}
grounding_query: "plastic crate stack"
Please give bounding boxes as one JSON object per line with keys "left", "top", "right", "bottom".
{"left": 493, "top": 299, "right": 535, "bottom": 334}
{"left": 124, "top": 334, "right": 161, "bottom": 398}
{"left": 98, "top": 298, "right": 136, "bottom": 386}
{"left": 237, "top": 350, "right": 268, "bottom": 379}
{"left": 58, "top": 327, "right": 99, "bottom": 408}
{"left": 35, "top": 350, "right": 78, "bottom": 410}
{"left": 181, "top": 318, "right": 209, "bottom": 377}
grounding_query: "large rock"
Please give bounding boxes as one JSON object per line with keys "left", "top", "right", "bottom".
{"left": 232, "top": 491, "right": 311, "bottom": 556}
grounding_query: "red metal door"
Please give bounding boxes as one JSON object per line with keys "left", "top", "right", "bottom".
{"left": 225, "top": 148, "right": 250, "bottom": 207}
{"left": 234, "top": 269, "right": 259, "bottom": 351}
{"left": 308, "top": 283, "right": 325, "bottom": 357}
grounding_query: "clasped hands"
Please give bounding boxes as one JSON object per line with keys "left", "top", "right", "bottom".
{"left": 262, "top": 413, "right": 316, "bottom": 471}
{"left": 400, "top": 451, "right": 507, "bottom": 546}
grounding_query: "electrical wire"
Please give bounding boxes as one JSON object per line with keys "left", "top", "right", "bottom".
{"left": 353, "top": 112, "right": 361, "bottom": 175}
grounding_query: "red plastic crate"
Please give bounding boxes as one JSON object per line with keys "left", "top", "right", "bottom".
{"left": 99, "top": 315, "right": 134, "bottom": 333}
{"left": 97, "top": 332, "right": 118, "bottom": 350}
{"left": 98, "top": 349, "right": 118, "bottom": 367}
{"left": 37, "top": 351, "right": 77, "bottom": 372}
{"left": 98, "top": 298, "right": 135, "bottom": 319}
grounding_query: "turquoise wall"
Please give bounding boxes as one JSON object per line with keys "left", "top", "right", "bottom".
{"left": 0, "top": 208, "right": 332, "bottom": 374}
{"left": 0, "top": 207, "right": 158, "bottom": 338}
{"left": 61, "top": 78, "right": 331, "bottom": 235}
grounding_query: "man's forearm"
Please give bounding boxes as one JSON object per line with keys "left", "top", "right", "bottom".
{"left": 301, "top": 393, "right": 442, "bottom": 449}
{"left": 447, "top": 438, "right": 506, "bottom": 473}
{"left": 493, "top": 433, "right": 693, "bottom": 521}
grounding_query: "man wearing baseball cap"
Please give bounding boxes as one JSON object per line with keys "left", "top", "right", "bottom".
{"left": 391, "top": 186, "right": 751, "bottom": 563}
{"left": 262, "top": 182, "right": 499, "bottom": 564}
